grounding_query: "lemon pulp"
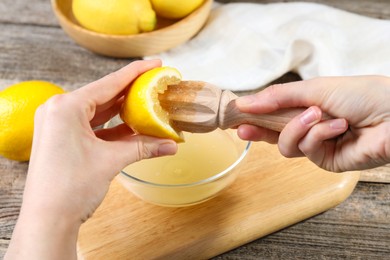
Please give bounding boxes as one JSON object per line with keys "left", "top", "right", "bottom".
{"left": 120, "top": 67, "right": 183, "bottom": 142}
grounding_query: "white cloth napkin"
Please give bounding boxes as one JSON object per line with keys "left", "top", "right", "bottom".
{"left": 145, "top": 2, "right": 390, "bottom": 91}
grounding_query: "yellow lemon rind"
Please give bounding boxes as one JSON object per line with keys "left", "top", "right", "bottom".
{"left": 120, "top": 67, "right": 184, "bottom": 142}
{"left": 0, "top": 80, "right": 65, "bottom": 161}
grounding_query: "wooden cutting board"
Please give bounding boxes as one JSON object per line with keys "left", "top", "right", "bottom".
{"left": 77, "top": 142, "right": 360, "bottom": 259}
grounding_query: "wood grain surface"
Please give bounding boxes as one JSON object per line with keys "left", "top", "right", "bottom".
{"left": 77, "top": 142, "right": 360, "bottom": 259}
{"left": 0, "top": 0, "right": 389, "bottom": 259}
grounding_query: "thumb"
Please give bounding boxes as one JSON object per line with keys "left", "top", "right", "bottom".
{"left": 110, "top": 135, "right": 178, "bottom": 167}
{"left": 235, "top": 92, "right": 278, "bottom": 114}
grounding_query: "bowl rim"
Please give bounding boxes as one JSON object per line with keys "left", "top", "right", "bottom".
{"left": 51, "top": 0, "right": 213, "bottom": 39}
{"left": 120, "top": 136, "right": 251, "bottom": 188}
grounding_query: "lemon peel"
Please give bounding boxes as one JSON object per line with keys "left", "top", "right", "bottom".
{"left": 72, "top": 0, "right": 157, "bottom": 35}
{"left": 120, "top": 67, "right": 184, "bottom": 142}
{"left": 0, "top": 81, "right": 65, "bottom": 161}
{"left": 151, "top": 0, "right": 204, "bottom": 19}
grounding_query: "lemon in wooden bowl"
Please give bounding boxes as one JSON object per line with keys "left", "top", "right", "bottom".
{"left": 72, "top": 0, "right": 157, "bottom": 35}
{"left": 151, "top": 0, "right": 205, "bottom": 19}
{"left": 51, "top": 0, "right": 213, "bottom": 58}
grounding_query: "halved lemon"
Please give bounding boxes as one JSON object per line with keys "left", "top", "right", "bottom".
{"left": 120, "top": 66, "right": 184, "bottom": 142}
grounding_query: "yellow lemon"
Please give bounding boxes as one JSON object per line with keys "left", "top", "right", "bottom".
{"left": 151, "top": 0, "right": 204, "bottom": 19}
{"left": 0, "top": 81, "right": 65, "bottom": 161}
{"left": 72, "top": 0, "right": 156, "bottom": 35}
{"left": 120, "top": 67, "right": 184, "bottom": 142}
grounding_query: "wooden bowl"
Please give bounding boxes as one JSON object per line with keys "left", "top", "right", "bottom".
{"left": 51, "top": 0, "right": 213, "bottom": 58}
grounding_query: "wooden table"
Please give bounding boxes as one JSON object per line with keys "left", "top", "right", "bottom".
{"left": 0, "top": 0, "right": 389, "bottom": 258}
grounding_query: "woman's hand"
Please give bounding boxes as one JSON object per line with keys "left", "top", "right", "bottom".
{"left": 5, "top": 60, "right": 177, "bottom": 260}
{"left": 236, "top": 76, "right": 390, "bottom": 172}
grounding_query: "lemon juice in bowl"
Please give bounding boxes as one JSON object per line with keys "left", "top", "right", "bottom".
{"left": 117, "top": 128, "right": 250, "bottom": 207}
{"left": 116, "top": 66, "right": 250, "bottom": 206}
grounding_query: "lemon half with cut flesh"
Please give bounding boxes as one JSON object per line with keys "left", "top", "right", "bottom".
{"left": 120, "top": 67, "right": 184, "bottom": 142}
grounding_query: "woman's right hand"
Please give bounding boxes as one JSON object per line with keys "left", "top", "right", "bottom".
{"left": 235, "top": 76, "right": 390, "bottom": 172}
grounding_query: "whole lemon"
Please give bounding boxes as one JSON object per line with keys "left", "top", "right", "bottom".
{"left": 151, "top": 0, "right": 204, "bottom": 19}
{"left": 0, "top": 81, "right": 65, "bottom": 161}
{"left": 72, "top": 0, "right": 157, "bottom": 35}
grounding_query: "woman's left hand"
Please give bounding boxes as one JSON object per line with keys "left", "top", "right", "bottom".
{"left": 5, "top": 59, "right": 177, "bottom": 260}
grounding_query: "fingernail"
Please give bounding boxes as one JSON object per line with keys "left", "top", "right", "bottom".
{"left": 330, "top": 119, "right": 348, "bottom": 129}
{"left": 158, "top": 141, "right": 177, "bottom": 156}
{"left": 236, "top": 95, "right": 255, "bottom": 107}
{"left": 300, "top": 107, "right": 320, "bottom": 125}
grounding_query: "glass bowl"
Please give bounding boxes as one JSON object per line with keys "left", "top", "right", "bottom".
{"left": 106, "top": 116, "right": 251, "bottom": 207}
